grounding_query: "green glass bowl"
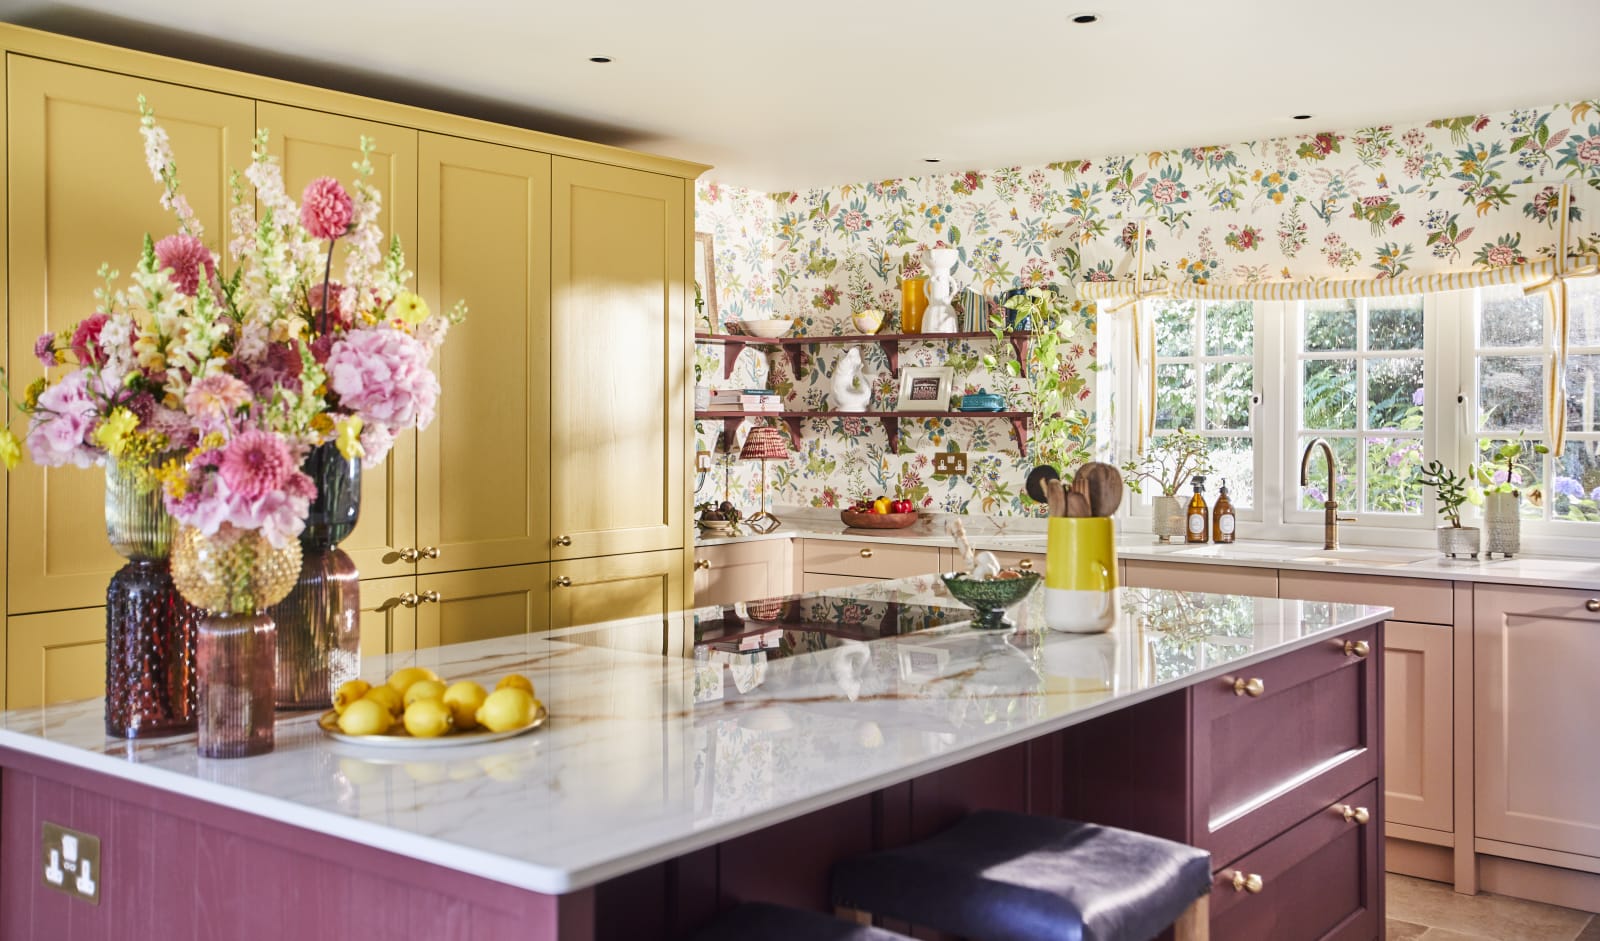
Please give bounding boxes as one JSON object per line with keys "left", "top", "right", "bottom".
{"left": 939, "top": 571, "right": 1042, "bottom": 630}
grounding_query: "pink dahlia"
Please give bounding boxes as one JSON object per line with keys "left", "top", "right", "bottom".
{"left": 33, "top": 332, "right": 56, "bottom": 368}
{"left": 325, "top": 327, "right": 439, "bottom": 431}
{"left": 71, "top": 313, "right": 109, "bottom": 367}
{"left": 301, "top": 177, "right": 354, "bottom": 240}
{"left": 217, "top": 429, "right": 297, "bottom": 502}
{"left": 154, "top": 234, "right": 218, "bottom": 297}
{"left": 184, "top": 373, "right": 253, "bottom": 430}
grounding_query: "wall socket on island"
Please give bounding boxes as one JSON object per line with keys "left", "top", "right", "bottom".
{"left": 932, "top": 452, "right": 968, "bottom": 477}
{"left": 41, "top": 821, "right": 100, "bottom": 904}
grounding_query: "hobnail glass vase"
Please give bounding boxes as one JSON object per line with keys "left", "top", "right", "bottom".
{"left": 268, "top": 442, "right": 362, "bottom": 709}
{"left": 1484, "top": 491, "right": 1520, "bottom": 558}
{"left": 104, "top": 456, "right": 199, "bottom": 739}
{"left": 172, "top": 524, "right": 302, "bottom": 758}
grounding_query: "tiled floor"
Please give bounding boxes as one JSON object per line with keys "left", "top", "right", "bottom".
{"left": 1388, "top": 874, "right": 1600, "bottom": 940}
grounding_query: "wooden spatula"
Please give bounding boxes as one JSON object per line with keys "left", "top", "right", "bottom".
{"left": 1044, "top": 477, "right": 1067, "bottom": 518}
{"left": 1065, "top": 490, "right": 1092, "bottom": 518}
{"left": 1077, "top": 462, "right": 1124, "bottom": 517}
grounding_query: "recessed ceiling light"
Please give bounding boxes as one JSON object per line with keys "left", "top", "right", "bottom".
{"left": 1292, "top": 114, "right": 1313, "bottom": 120}
{"left": 1071, "top": 14, "right": 1098, "bottom": 24}
{"left": 924, "top": 158, "right": 941, "bottom": 163}
{"left": 588, "top": 56, "right": 613, "bottom": 64}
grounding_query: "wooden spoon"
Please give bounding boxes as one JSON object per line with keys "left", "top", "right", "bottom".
{"left": 1077, "top": 462, "right": 1124, "bottom": 517}
{"left": 1025, "top": 465, "right": 1060, "bottom": 504}
{"left": 1065, "top": 490, "right": 1093, "bottom": 518}
{"left": 1044, "top": 477, "right": 1067, "bottom": 518}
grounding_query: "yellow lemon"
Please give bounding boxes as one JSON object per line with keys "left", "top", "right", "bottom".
{"left": 337, "top": 698, "right": 393, "bottom": 736}
{"left": 402, "top": 698, "right": 453, "bottom": 738}
{"left": 333, "top": 679, "right": 371, "bottom": 715}
{"left": 476, "top": 687, "right": 536, "bottom": 732}
{"left": 442, "top": 681, "right": 488, "bottom": 731}
{"left": 495, "top": 673, "right": 535, "bottom": 696}
{"left": 386, "top": 665, "right": 441, "bottom": 696}
{"left": 403, "top": 679, "right": 448, "bottom": 708}
{"left": 361, "top": 684, "right": 404, "bottom": 717}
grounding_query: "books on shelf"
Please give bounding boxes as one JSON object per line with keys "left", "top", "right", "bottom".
{"left": 705, "top": 389, "right": 782, "bottom": 411}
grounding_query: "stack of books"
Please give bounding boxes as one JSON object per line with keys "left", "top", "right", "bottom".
{"left": 706, "top": 389, "right": 783, "bottom": 411}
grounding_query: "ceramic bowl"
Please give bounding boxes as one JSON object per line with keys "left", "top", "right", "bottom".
{"left": 741, "top": 318, "right": 794, "bottom": 338}
{"left": 840, "top": 508, "right": 919, "bottom": 529}
{"left": 851, "top": 308, "right": 885, "bottom": 335}
{"left": 940, "top": 571, "right": 1042, "bottom": 630}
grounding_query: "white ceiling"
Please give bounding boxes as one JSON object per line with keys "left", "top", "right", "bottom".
{"left": 5, "top": 0, "right": 1600, "bottom": 192}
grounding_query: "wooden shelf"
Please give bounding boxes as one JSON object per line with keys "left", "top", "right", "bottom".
{"left": 695, "top": 330, "right": 1030, "bottom": 379}
{"left": 694, "top": 409, "right": 1032, "bottom": 457}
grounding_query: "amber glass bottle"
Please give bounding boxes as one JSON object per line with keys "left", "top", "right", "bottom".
{"left": 1213, "top": 478, "right": 1236, "bottom": 544}
{"left": 1185, "top": 476, "right": 1209, "bottom": 544}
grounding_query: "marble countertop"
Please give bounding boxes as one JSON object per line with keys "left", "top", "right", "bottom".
{"left": 0, "top": 576, "right": 1386, "bottom": 896}
{"left": 698, "top": 510, "right": 1600, "bottom": 590}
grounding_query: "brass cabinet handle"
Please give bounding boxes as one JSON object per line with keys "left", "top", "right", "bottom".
{"left": 1343, "top": 639, "right": 1370, "bottom": 658}
{"left": 1018, "top": 558, "right": 1033, "bottom": 570}
{"left": 420, "top": 546, "right": 441, "bottom": 559}
{"left": 555, "top": 576, "right": 572, "bottom": 588}
{"left": 1229, "top": 871, "right": 1264, "bottom": 894}
{"left": 397, "top": 592, "right": 421, "bottom": 608}
{"left": 555, "top": 535, "right": 573, "bottom": 547}
{"left": 1232, "top": 677, "right": 1265, "bottom": 698}
{"left": 860, "top": 548, "right": 873, "bottom": 559}
{"left": 694, "top": 559, "right": 712, "bottom": 571}
{"left": 395, "top": 547, "right": 421, "bottom": 563}
{"left": 419, "top": 590, "right": 441, "bottom": 604}
{"left": 1335, "top": 804, "right": 1371, "bottom": 825}
{"left": 1587, "top": 599, "right": 1600, "bottom": 612}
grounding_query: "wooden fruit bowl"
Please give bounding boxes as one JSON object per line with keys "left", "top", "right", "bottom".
{"left": 840, "top": 508, "right": 919, "bottom": 529}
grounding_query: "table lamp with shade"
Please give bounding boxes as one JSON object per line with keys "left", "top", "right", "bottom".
{"left": 738, "top": 424, "right": 789, "bottom": 534}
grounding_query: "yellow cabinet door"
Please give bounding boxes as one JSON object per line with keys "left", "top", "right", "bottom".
{"left": 6, "top": 607, "right": 106, "bottom": 709}
{"left": 6, "top": 57, "right": 255, "bottom": 614}
{"left": 550, "top": 159, "right": 688, "bottom": 561}
{"left": 414, "top": 564, "right": 551, "bottom": 649}
{"left": 551, "top": 550, "right": 684, "bottom": 636}
{"left": 357, "top": 574, "right": 421, "bottom": 660}
{"left": 415, "top": 134, "right": 551, "bottom": 574}
{"left": 257, "top": 103, "right": 420, "bottom": 581}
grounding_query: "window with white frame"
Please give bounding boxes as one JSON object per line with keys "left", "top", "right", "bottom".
{"left": 1149, "top": 299, "right": 1259, "bottom": 508}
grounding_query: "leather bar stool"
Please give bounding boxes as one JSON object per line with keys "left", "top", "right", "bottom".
{"left": 831, "top": 811, "right": 1212, "bottom": 941}
{"left": 692, "top": 903, "right": 912, "bottom": 941}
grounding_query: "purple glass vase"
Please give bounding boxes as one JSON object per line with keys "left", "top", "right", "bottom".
{"left": 195, "top": 613, "right": 278, "bottom": 758}
{"left": 268, "top": 548, "right": 360, "bottom": 710}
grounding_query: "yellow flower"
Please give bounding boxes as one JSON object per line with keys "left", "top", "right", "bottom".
{"left": 393, "top": 292, "right": 431, "bottom": 326}
{"left": 0, "top": 427, "right": 22, "bottom": 471}
{"left": 154, "top": 457, "right": 188, "bottom": 501}
{"left": 310, "top": 413, "right": 335, "bottom": 436}
{"left": 23, "top": 378, "right": 46, "bottom": 409}
{"left": 90, "top": 407, "right": 140, "bottom": 458}
{"left": 335, "top": 415, "right": 365, "bottom": 462}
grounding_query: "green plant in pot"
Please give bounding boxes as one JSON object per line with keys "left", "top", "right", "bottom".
{"left": 1417, "top": 459, "right": 1479, "bottom": 558}
{"left": 1467, "top": 437, "right": 1546, "bottom": 557}
{"left": 987, "top": 287, "right": 1094, "bottom": 485}
{"left": 1120, "top": 428, "right": 1214, "bottom": 542}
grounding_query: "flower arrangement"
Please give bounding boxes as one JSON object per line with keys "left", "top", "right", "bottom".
{"left": 0, "top": 97, "right": 463, "bottom": 549}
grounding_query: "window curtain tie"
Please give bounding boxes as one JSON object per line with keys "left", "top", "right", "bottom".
{"left": 1105, "top": 221, "right": 1173, "bottom": 454}
{"left": 1521, "top": 184, "right": 1598, "bottom": 456}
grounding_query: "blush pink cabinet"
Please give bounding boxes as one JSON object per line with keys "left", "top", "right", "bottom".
{"left": 692, "top": 540, "right": 792, "bottom": 607}
{"left": 1125, "top": 560, "right": 1279, "bottom": 598}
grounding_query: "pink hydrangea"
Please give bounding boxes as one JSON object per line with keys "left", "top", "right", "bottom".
{"left": 154, "top": 234, "right": 218, "bottom": 297}
{"left": 71, "top": 313, "right": 109, "bottom": 367}
{"left": 325, "top": 327, "right": 439, "bottom": 431}
{"left": 24, "top": 371, "right": 99, "bottom": 467}
{"left": 165, "top": 433, "right": 316, "bottom": 549}
{"left": 217, "top": 429, "right": 297, "bottom": 502}
{"left": 301, "top": 177, "right": 354, "bottom": 240}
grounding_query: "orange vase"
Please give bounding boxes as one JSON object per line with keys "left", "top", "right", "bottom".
{"left": 900, "top": 277, "right": 929, "bottom": 334}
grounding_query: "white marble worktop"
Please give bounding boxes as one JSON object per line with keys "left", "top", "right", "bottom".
{"left": 698, "top": 508, "right": 1600, "bottom": 590}
{"left": 0, "top": 575, "right": 1385, "bottom": 896}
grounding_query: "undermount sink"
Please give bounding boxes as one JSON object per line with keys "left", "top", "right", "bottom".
{"left": 1168, "top": 543, "right": 1304, "bottom": 560}
{"left": 1288, "top": 548, "right": 1432, "bottom": 567}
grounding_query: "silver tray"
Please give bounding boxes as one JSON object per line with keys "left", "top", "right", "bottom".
{"left": 319, "top": 703, "right": 547, "bottom": 748}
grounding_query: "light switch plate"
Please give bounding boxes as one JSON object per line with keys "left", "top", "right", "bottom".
{"left": 42, "top": 822, "right": 100, "bottom": 905}
{"left": 932, "top": 452, "right": 968, "bottom": 477}
{"left": 695, "top": 450, "right": 712, "bottom": 472}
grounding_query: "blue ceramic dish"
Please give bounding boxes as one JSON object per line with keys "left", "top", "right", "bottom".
{"left": 959, "top": 393, "right": 1005, "bottom": 412}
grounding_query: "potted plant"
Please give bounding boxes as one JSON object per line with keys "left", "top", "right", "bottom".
{"left": 987, "top": 287, "right": 1094, "bottom": 484}
{"left": 1468, "top": 437, "right": 1547, "bottom": 558}
{"left": 1417, "top": 459, "right": 1479, "bottom": 558}
{"left": 1120, "top": 428, "right": 1214, "bottom": 542}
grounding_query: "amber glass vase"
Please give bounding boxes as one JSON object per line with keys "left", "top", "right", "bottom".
{"left": 900, "top": 277, "right": 929, "bottom": 334}
{"left": 104, "top": 457, "right": 199, "bottom": 739}
{"left": 268, "top": 442, "right": 362, "bottom": 710}
{"left": 172, "top": 524, "right": 301, "bottom": 758}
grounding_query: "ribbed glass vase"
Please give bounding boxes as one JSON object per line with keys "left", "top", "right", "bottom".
{"left": 299, "top": 442, "right": 362, "bottom": 550}
{"left": 268, "top": 548, "right": 360, "bottom": 710}
{"left": 105, "top": 454, "right": 177, "bottom": 559}
{"left": 1484, "top": 491, "right": 1521, "bottom": 558}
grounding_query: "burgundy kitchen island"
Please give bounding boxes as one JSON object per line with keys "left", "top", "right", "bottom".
{"left": 0, "top": 576, "right": 1388, "bottom": 940}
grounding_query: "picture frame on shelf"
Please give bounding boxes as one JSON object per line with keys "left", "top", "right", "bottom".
{"left": 897, "top": 366, "right": 954, "bottom": 413}
{"left": 694, "top": 231, "right": 719, "bottom": 333}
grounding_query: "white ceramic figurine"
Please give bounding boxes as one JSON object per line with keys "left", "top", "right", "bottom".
{"left": 830, "top": 346, "right": 873, "bottom": 412}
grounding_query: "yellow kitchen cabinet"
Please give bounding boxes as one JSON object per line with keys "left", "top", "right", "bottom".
{"left": 415, "top": 133, "right": 551, "bottom": 575}
{"left": 415, "top": 564, "right": 552, "bottom": 649}
{"left": 550, "top": 158, "right": 689, "bottom": 562}
{"left": 5, "top": 56, "right": 254, "bottom": 614}
{"left": 551, "top": 551, "right": 684, "bottom": 633}
{"left": 357, "top": 575, "right": 422, "bottom": 660}
{"left": 259, "top": 103, "right": 421, "bottom": 581}
{"left": 6, "top": 606, "right": 105, "bottom": 710}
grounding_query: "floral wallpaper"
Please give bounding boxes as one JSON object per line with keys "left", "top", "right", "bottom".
{"left": 694, "top": 98, "right": 1600, "bottom": 519}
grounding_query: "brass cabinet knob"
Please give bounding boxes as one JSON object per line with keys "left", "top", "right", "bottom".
{"left": 1587, "top": 599, "right": 1600, "bottom": 612}
{"left": 555, "top": 535, "right": 573, "bottom": 547}
{"left": 1018, "top": 558, "right": 1033, "bottom": 570}
{"left": 555, "top": 576, "right": 572, "bottom": 588}
{"left": 694, "top": 559, "right": 712, "bottom": 571}
{"left": 1232, "top": 677, "right": 1265, "bottom": 698}
{"left": 1343, "top": 639, "right": 1371, "bottom": 658}
{"left": 397, "top": 592, "right": 421, "bottom": 608}
{"left": 420, "top": 546, "right": 441, "bottom": 560}
{"left": 1230, "top": 871, "right": 1264, "bottom": 894}
{"left": 395, "top": 547, "right": 421, "bottom": 563}
{"left": 860, "top": 548, "right": 873, "bottom": 559}
{"left": 1335, "top": 804, "right": 1371, "bottom": 825}
{"left": 419, "top": 590, "right": 441, "bottom": 604}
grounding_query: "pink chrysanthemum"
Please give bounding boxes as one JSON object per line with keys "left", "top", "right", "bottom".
{"left": 217, "top": 429, "right": 296, "bottom": 503}
{"left": 154, "top": 233, "right": 217, "bottom": 297}
{"left": 33, "top": 332, "right": 56, "bottom": 368}
{"left": 71, "top": 313, "right": 109, "bottom": 367}
{"left": 301, "top": 177, "right": 354, "bottom": 240}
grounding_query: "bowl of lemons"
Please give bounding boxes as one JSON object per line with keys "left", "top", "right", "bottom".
{"left": 319, "top": 665, "right": 547, "bottom": 747}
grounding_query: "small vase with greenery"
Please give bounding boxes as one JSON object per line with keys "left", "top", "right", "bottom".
{"left": 1417, "top": 459, "right": 1479, "bottom": 558}
{"left": 1121, "top": 428, "right": 1213, "bottom": 542}
{"left": 1467, "top": 437, "right": 1546, "bottom": 557}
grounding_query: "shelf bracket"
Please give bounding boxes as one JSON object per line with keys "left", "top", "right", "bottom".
{"left": 1007, "top": 334, "right": 1031, "bottom": 378}
{"left": 876, "top": 339, "right": 900, "bottom": 378}
{"left": 721, "top": 342, "right": 744, "bottom": 380}
{"left": 882, "top": 416, "right": 901, "bottom": 453}
{"left": 1009, "top": 416, "right": 1030, "bottom": 458}
{"left": 781, "top": 416, "right": 804, "bottom": 448}
{"left": 783, "top": 344, "right": 805, "bottom": 380}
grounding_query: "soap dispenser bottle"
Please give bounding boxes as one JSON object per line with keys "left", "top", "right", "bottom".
{"left": 1185, "top": 476, "right": 1209, "bottom": 544}
{"left": 1213, "top": 478, "right": 1236, "bottom": 544}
